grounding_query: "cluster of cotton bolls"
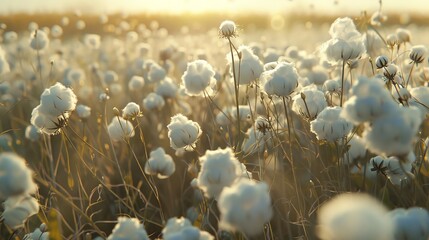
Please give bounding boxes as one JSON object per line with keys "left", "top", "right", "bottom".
{"left": 2, "top": 9, "right": 429, "bottom": 239}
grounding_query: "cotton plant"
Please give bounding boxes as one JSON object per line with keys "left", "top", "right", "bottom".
{"left": 196, "top": 147, "right": 243, "bottom": 199}
{"left": 76, "top": 104, "right": 91, "bottom": 119}
{"left": 292, "top": 84, "right": 327, "bottom": 120}
{"left": 155, "top": 77, "right": 179, "bottom": 98}
{"left": 310, "top": 106, "right": 353, "bottom": 142}
{"left": 143, "top": 92, "right": 165, "bottom": 111}
{"left": 181, "top": 59, "right": 217, "bottom": 96}
{"left": 260, "top": 61, "right": 299, "bottom": 97}
{"left": 167, "top": 114, "right": 201, "bottom": 151}
{"left": 107, "top": 116, "right": 135, "bottom": 142}
{"left": 144, "top": 147, "right": 175, "bottom": 179}
{"left": 217, "top": 178, "right": 273, "bottom": 237}
{"left": 29, "top": 29, "right": 49, "bottom": 51}
{"left": 30, "top": 82, "right": 77, "bottom": 135}
{"left": 162, "top": 217, "right": 213, "bottom": 240}
{"left": 122, "top": 102, "right": 142, "bottom": 120}
{"left": 147, "top": 62, "right": 166, "bottom": 83}
{"left": 107, "top": 217, "right": 149, "bottom": 240}
{"left": 228, "top": 45, "right": 264, "bottom": 85}
{"left": 320, "top": 17, "right": 366, "bottom": 63}
{"left": 317, "top": 193, "right": 394, "bottom": 240}
{"left": 128, "top": 75, "right": 145, "bottom": 91}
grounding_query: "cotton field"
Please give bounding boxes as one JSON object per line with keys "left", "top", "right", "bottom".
{"left": 1, "top": 3, "right": 429, "bottom": 240}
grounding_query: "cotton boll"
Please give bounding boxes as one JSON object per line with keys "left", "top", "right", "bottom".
{"left": 321, "top": 17, "right": 366, "bottom": 63}
{"left": 386, "top": 34, "right": 398, "bottom": 48}
{"left": 167, "top": 114, "right": 201, "bottom": 150}
{"left": 1, "top": 195, "right": 39, "bottom": 230}
{"left": 396, "top": 28, "right": 411, "bottom": 44}
{"left": 297, "top": 54, "right": 318, "bottom": 70}
{"left": 228, "top": 46, "right": 264, "bottom": 85}
{"left": 389, "top": 207, "right": 429, "bottom": 240}
{"left": 109, "top": 83, "right": 123, "bottom": 96}
{"left": 181, "top": 60, "right": 216, "bottom": 96}
{"left": 263, "top": 48, "right": 280, "bottom": 64}
{"left": 292, "top": 84, "right": 327, "bottom": 120}
{"left": 322, "top": 38, "right": 365, "bottom": 63}
{"left": 341, "top": 76, "right": 397, "bottom": 124}
{"left": 410, "top": 86, "right": 429, "bottom": 117}
{"left": 50, "top": 25, "right": 63, "bottom": 38}
{"left": 162, "top": 217, "right": 214, "bottom": 240}
{"left": 122, "top": 102, "right": 141, "bottom": 119}
{"left": 328, "top": 17, "right": 361, "bottom": 40}
{"left": 107, "top": 117, "right": 135, "bottom": 142}
{"left": 107, "top": 217, "right": 149, "bottom": 240}
{"left": 0, "top": 152, "right": 37, "bottom": 200}
{"left": 144, "top": 147, "right": 175, "bottom": 179}
{"left": 84, "top": 34, "right": 101, "bottom": 50}
{"left": 380, "top": 153, "right": 415, "bottom": 186}
{"left": 104, "top": 70, "right": 118, "bottom": 85}
{"left": 128, "top": 75, "right": 145, "bottom": 91}
{"left": 323, "top": 79, "right": 340, "bottom": 94}
{"left": 143, "top": 92, "right": 165, "bottom": 111}
{"left": 219, "top": 20, "right": 237, "bottom": 38}
{"left": 148, "top": 62, "right": 166, "bottom": 83}
{"left": 197, "top": 148, "right": 242, "bottom": 199}
{"left": 370, "top": 11, "right": 387, "bottom": 26}
{"left": 242, "top": 117, "right": 274, "bottom": 155}
{"left": 155, "top": 77, "right": 178, "bottom": 98}
{"left": 3, "top": 31, "right": 18, "bottom": 43}
{"left": 25, "top": 125, "right": 41, "bottom": 142}
{"left": 29, "top": 30, "right": 49, "bottom": 50}
{"left": 30, "top": 106, "right": 67, "bottom": 135}
{"left": 305, "top": 67, "right": 328, "bottom": 85}
{"left": 76, "top": 104, "right": 91, "bottom": 119}
{"left": 99, "top": 92, "right": 110, "bottom": 102}
{"left": 409, "top": 45, "right": 427, "bottom": 64}
{"left": 64, "top": 68, "right": 85, "bottom": 87}
{"left": 24, "top": 224, "right": 49, "bottom": 240}
{"left": 363, "top": 107, "right": 422, "bottom": 156}
{"left": 375, "top": 55, "right": 389, "bottom": 69}
{"left": 310, "top": 106, "right": 353, "bottom": 142}
{"left": 261, "top": 61, "right": 299, "bottom": 97}
{"left": 38, "top": 82, "right": 77, "bottom": 117}
{"left": 218, "top": 179, "right": 273, "bottom": 237}
{"left": 317, "top": 193, "right": 393, "bottom": 240}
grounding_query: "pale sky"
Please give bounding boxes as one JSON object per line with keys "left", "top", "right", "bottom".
{"left": 0, "top": 0, "right": 427, "bottom": 15}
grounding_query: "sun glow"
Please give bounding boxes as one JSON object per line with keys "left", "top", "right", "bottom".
{"left": 0, "top": 0, "right": 426, "bottom": 14}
